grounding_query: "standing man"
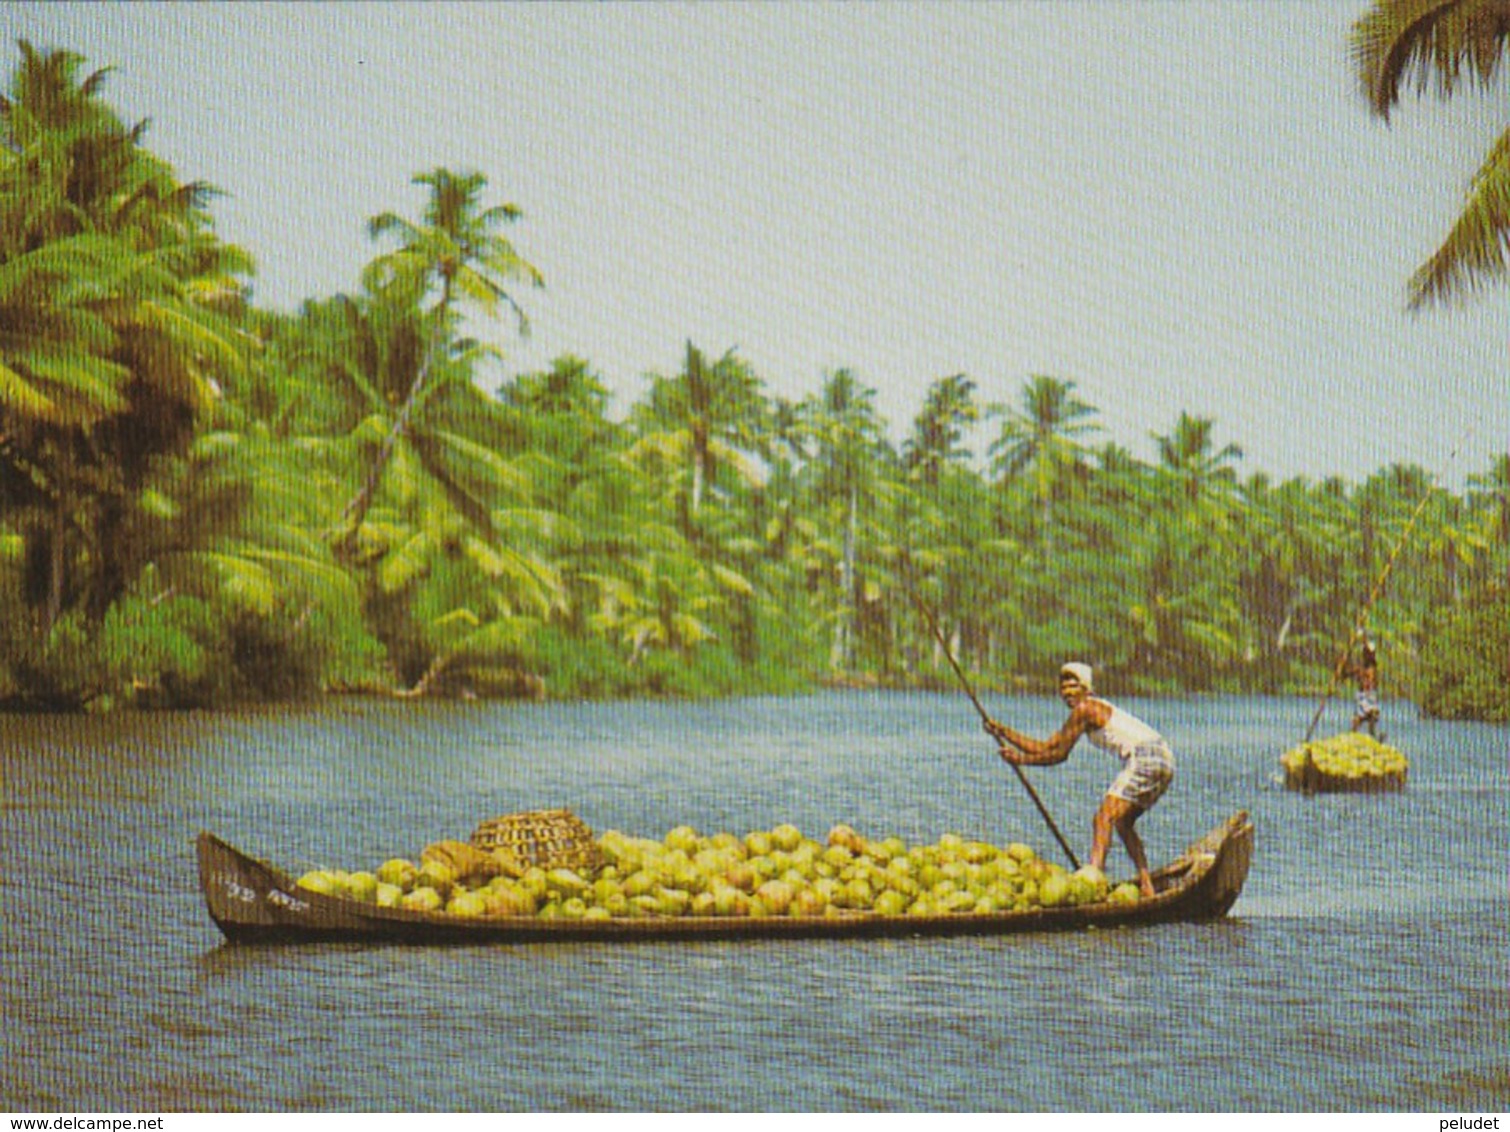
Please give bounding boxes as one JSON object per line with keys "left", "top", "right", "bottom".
{"left": 984, "top": 662, "right": 1174, "bottom": 898}
{"left": 1352, "top": 638, "right": 1382, "bottom": 738}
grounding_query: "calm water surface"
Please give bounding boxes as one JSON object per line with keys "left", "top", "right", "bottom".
{"left": 3, "top": 692, "right": 1506, "bottom": 1111}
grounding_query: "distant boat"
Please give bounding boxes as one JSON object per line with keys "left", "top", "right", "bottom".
{"left": 1281, "top": 733, "right": 1408, "bottom": 793}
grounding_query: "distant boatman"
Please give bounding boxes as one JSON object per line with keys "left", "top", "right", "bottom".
{"left": 984, "top": 662, "right": 1174, "bottom": 898}
{"left": 1351, "top": 637, "right": 1382, "bottom": 738}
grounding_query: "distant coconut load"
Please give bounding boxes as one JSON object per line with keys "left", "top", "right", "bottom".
{"left": 294, "top": 820, "right": 1145, "bottom": 921}
{"left": 1280, "top": 732, "right": 1408, "bottom": 793}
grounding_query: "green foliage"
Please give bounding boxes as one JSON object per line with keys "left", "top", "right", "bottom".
{"left": 34, "top": 582, "right": 386, "bottom": 709}
{"left": 2, "top": 39, "right": 1506, "bottom": 720}
{"left": 0, "top": 606, "right": 109, "bottom": 709}
{"left": 529, "top": 625, "right": 633, "bottom": 699}
{"left": 96, "top": 592, "right": 212, "bottom": 700}
{"left": 629, "top": 641, "right": 805, "bottom": 699}
{"left": 1415, "top": 581, "right": 1510, "bottom": 722}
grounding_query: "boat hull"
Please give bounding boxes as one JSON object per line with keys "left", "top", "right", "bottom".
{"left": 1283, "top": 759, "right": 1407, "bottom": 794}
{"left": 197, "top": 812, "right": 1253, "bottom": 945}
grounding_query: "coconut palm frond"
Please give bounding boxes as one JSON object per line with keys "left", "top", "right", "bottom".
{"left": 3, "top": 349, "right": 130, "bottom": 422}
{"left": 469, "top": 540, "right": 563, "bottom": 617}
{"left": 133, "top": 298, "right": 246, "bottom": 373}
{"left": 708, "top": 437, "right": 764, "bottom": 489}
{"left": 708, "top": 562, "right": 756, "bottom": 597}
{"left": 0, "top": 358, "right": 60, "bottom": 418}
{"left": 447, "top": 613, "right": 538, "bottom": 662}
{"left": 493, "top": 505, "right": 581, "bottom": 548}
{"left": 626, "top": 429, "right": 693, "bottom": 467}
{"left": 200, "top": 551, "right": 277, "bottom": 616}
{"left": 1352, "top": 1, "right": 1510, "bottom": 307}
{"left": 422, "top": 427, "right": 532, "bottom": 497}
{"left": 239, "top": 547, "right": 362, "bottom": 605}
{"left": 431, "top": 607, "right": 482, "bottom": 633}
{"left": 1407, "top": 124, "right": 1510, "bottom": 307}
{"left": 1352, "top": 0, "right": 1510, "bottom": 118}
{"left": 378, "top": 531, "right": 432, "bottom": 594}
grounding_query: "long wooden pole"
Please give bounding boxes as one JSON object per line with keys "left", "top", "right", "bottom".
{"left": 1303, "top": 433, "right": 1469, "bottom": 742}
{"left": 905, "top": 586, "right": 1082, "bottom": 869}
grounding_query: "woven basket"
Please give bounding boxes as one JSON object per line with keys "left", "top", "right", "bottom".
{"left": 469, "top": 808, "right": 604, "bottom": 873}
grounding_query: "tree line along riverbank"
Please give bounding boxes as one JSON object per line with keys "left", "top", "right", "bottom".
{"left": 2, "top": 42, "right": 1506, "bottom": 720}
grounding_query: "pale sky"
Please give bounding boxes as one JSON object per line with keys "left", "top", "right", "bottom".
{"left": 9, "top": 1, "right": 1508, "bottom": 487}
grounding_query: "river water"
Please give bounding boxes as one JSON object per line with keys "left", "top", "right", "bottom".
{"left": 2, "top": 692, "right": 1506, "bottom": 1112}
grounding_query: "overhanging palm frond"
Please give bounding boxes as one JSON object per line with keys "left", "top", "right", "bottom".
{"left": 460, "top": 532, "right": 562, "bottom": 617}
{"left": 193, "top": 550, "right": 276, "bottom": 615}
{"left": 1406, "top": 124, "right": 1510, "bottom": 306}
{"left": 494, "top": 505, "right": 580, "bottom": 548}
{"left": 0, "top": 359, "right": 64, "bottom": 419}
{"left": 132, "top": 297, "right": 246, "bottom": 374}
{"left": 431, "top": 607, "right": 482, "bottom": 633}
{"left": 1352, "top": 0, "right": 1510, "bottom": 307}
{"left": 378, "top": 530, "right": 432, "bottom": 594}
{"left": 395, "top": 430, "right": 499, "bottom": 543}
{"left": 0, "top": 351, "right": 130, "bottom": 422}
{"left": 240, "top": 547, "right": 363, "bottom": 604}
{"left": 412, "top": 426, "right": 532, "bottom": 497}
{"left": 1352, "top": 0, "right": 1510, "bottom": 118}
{"left": 708, "top": 562, "right": 755, "bottom": 597}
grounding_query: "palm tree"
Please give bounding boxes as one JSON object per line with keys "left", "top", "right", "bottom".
{"left": 988, "top": 375, "right": 1100, "bottom": 551}
{"left": 751, "top": 394, "right": 809, "bottom": 561}
{"left": 1466, "top": 453, "right": 1510, "bottom": 581}
{"left": 1125, "top": 524, "right": 1245, "bottom": 690}
{"left": 1417, "top": 490, "right": 1486, "bottom": 604}
{"left": 628, "top": 341, "right": 767, "bottom": 529}
{"left": 499, "top": 354, "right": 618, "bottom": 509}
{"left": 502, "top": 353, "right": 612, "bottom": 420}
{"left": 336, "top": 168, "right": 542, "bottom": 550}
{"left": 1235, "top": 474, "right": 1351, "bottom": 684}
{"left": 0, "top": 42, "right": 250, "bottom": 640}
{"left": 281, "top": 287, "right": 529, "bottom": 551}
{"left": 903, "top": 373, "right": 978, "bottom": 487}
{"left": 1351, "top": 0, "right": 1510, "bottom": 308}
{"left": 1153, "top": 411, "right": 1244, "bottom": 507}
{"left": 805, "top": 368, "right": 889, "bottom": 669}
{"left": 105, "top": 417, "right": 382, "bottom": 701}
{"left": 585, "top": 541, "right": 753, "bottom": 666}
{"left": 356, "top": 481, "right": 562, "bottom": 695}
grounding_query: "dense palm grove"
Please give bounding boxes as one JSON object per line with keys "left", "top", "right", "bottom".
{"left": 1, "top": 42, "right": 1506, "bottom": 718}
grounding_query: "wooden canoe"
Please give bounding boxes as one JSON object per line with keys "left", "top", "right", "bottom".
{"left": 196, "top": 811, "right": 1254, "bottom": 944}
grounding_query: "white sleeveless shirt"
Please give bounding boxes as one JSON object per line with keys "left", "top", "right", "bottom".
{"left": 1083, "top": 700, "right": 1165, "bottom": 761}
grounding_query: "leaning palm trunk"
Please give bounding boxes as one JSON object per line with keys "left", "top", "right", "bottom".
{"left": 335, "top": 279, "right": 453, "bottom": 554}
{"left": 335, "top": 354, "right": 431, "bottom": 549}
